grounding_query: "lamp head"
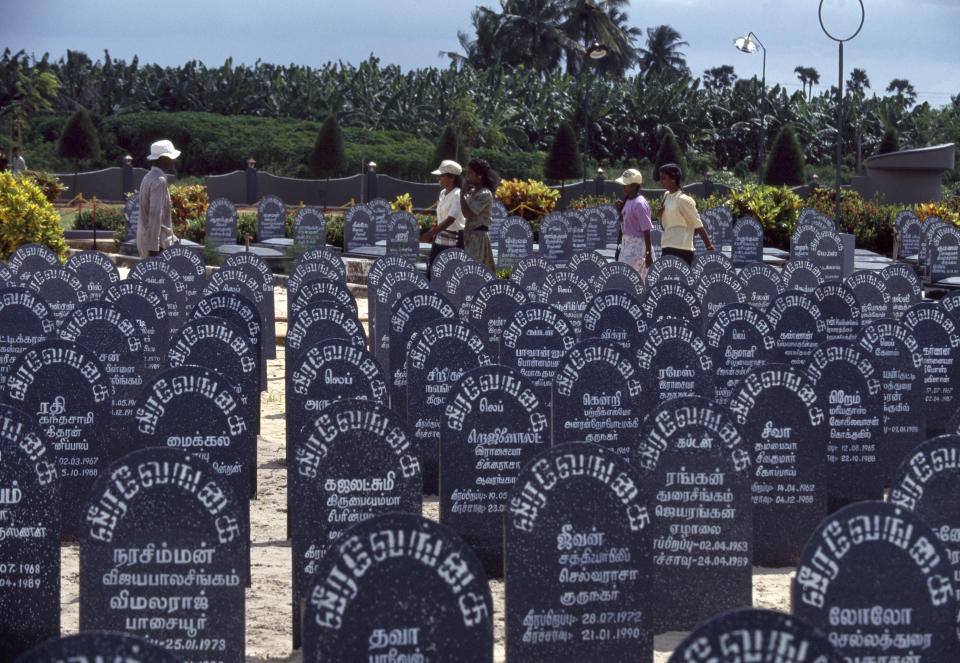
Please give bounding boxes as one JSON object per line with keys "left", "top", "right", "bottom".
{"left": 733, "top": 36, "right": 758, "bottom": 54}
{"left": 587, "top": 41, "right": 609, "bottom": 60}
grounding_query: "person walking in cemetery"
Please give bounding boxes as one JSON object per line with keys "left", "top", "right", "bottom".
{"left": 0, "top": 149, "right": 7, "bottom": 172}
{"left": 658, "top": 162, "right": 713, "bottom": 265}
{"left": 425, "top": 159, "right": 465, "bottom": 276}
{"left": 459, "top": 158, "right": 498, "bottom": 272}
{"left": 10, "top": 146, "right": 27, "bottom": 176}
{"left": 137, "top": 139, "right": 181, "bottom": 258}
{"left": 614, "top": 168, "right": 653, "bottom": 280}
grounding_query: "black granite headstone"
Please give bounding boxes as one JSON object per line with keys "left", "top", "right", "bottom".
{"left": 569, "top": 250, "right": 607, "bottom": 292}
{"left": 406, "top": 319, "right": 493, "bottom": 494}
{"left": 790, "top": 225, "right": 819, "bottom": 262}
{"left": 634, "top": 396, "right": 753, "bottom": 632}
{"left": 385, "top": 211, "right": 419, "bottom": 261}
{"left": 372, "top": 265, "right": 429, "bottom": 370}
{"left": 293, "top": 206, "right": 327, "bottom": 248}
{"left": 806, "top": 340, "right": 885, "bottom": 511}
{"left": 919, "top": 216, "right": 947, "bottom": 268}
{"left": 288, "top": 259, "right": 350, "bottom": 315}
{"left": 499, "top": 303, "right": 578, "bottom": 412}
{"left": 598, "top": 203, "right": 619, "bottom": 245}
{"left": 694, "top": 271, "right": 746, "bottom": 326}
{"left": 505, "top": 443, "right": 652, "bottom": 661}
{"left": 289, "top": 399, "right": 421, "bottom": 648}
{"left": 65, "top": 250, "right": 120, "bottom": 301}
{"left": 582, "top": 289, "right": 648, "bottom": 354}
{"left": 902, "top": 302, "right": 960, "bottom": 437}
{"left": 667, "top": 608, "right": 844, "bottom": 663}
{"left": 3, "top": 339, "right": 112, "bottom": 536}
{"left": 739, "top": 262, "right": 782, "bottom": 311}
{"left": 285, "top": 302, "right": 367, "bottom": 375}
{"left": 566, "top": 212, "right": 588, "bottom": 255}
{"left": 388, "top": 289, "right": 457, "bottom": 412}
{"left": 731, "top": 216, "right": 764, "bottom": 267}
{"left": 766, "top": 291, "right": 827, "bottom": 369}
{"left": 292, "top": 247, "right": 345, "bottom": 283}
{"left": 0, "top": 287, "right": 55, "bottom": 391}
{"left": 793, "top": 501, "right": 959, "bottom": 663}
{"left": 813, "top": 281, "right": 861, "bottom": 342}
{"left": 441, "top": 364, "right": 550, "bottom": 577}
{"left": 7, "top": 244, "right": 60, "bottom": 287}
{"left": 221, "top": 253, "right": 276, "bottom": 360}
{"left": 205, "top": 197, "right": 239, "bottom": 246}
{"left": 889, "top": 434, "right": 960, "bottom": 601}
{"left": 778, "top": 259, "right": 823, "bottom": 294}
{"left": 856, "top": 319, "right": 927, "bottom": 483}
{"left": 428, "top": 247, "right": 470, "bottom": 286}
{"left": 509, "top": 254, "right": 552, "bottom": 304}
{"left": 367, "top": 255, "right": 419, "bottom": 351}
{"left": 881, "top": 263, "right": 921, "bottom": 320}
{"left": 343, "top": 205, "right": 375, "bottom": 251}
{"left": 542, "top": 268, "right": 593, "bottom": 338}
{"left": 0, "top": 261, "right": 13, "bottom": 286}
{"left": 303, "top": 512, "right": 493, "bottom": 663}
{"left": 704, "top": 303, "right": 774, "bottom": 405}
{"left": 289, "top": 278, "right": 357, "bottom": 323}
{"left": 596, "top": 261, "right": 646, "bottom": 299}
{"left": 641, "top": 281, "right": 701, "bottom": 327}
{"left": 104, "top": 280, "right": 170, "bottom": 377}
{"left": 129, "top": 257, "right": 189, "bottom": 332}
{"left": 123, "top": 193, "right": 140, "bottom": 242}
{"left": 169, "top": 315, "right": 260, "bottom": 454}
{"left": 367, "top": 198, "right": 393, "bottom": 242}
{"left": 466, "top": 280, "right": 528, "bottom": 360}
{"left": 730, "top": 358, "right": 825, "bottom": 564}
{"left": 204, "top": 269, "right": 266, "bottom": 359}
{"left": 691, "top": 251, "right": 734, "bottom": 283}
{"left": 60, "top": 301, "right": 146, "bottom": 458}
{"left": 552, "top": 338, "right": 645, "bottom": 457}
{"left": 646, "top": 255, "right": 691, "bottom": 288}
{"left": 635, "top": 319, "right": 714, "bottom": 403}
{"left": 160, "top": 244, "right": 207, "bottom": 312}
{"left": 80, "top": 447, "right": 246, "bottom": 663}
{"left": 257, "top": 194, "right": 287, "bottom": 240}
{"left": 29, "top": 266, "right": 87, "bottom": 327}
{"left": 13, "top": 632, "right": 182, "bottom": 663}
{"left": 539, "top": 213, "right": 572, "bottom": 264}
{"left": 0, "top": 404, "right": 60, "bottom": 663}
{"left": 940, "top": 290, "right": 960, "bottom": 329}
{"left": 809, "top": 230, "right": 844, "bottom": 283}
{"left": 497, "top": 216, "right": 533, "bottom": 269}
{"left": 447, "top": 261, "right": 495, "bottom": 319}
{"left": 581, "top": 207, "right": 608, "bottom": 250}
{"left": 192, "top": 291, "right": 265, "bottom": 391}
{"left": 928, "top": 224, "right": 960, "bottom": 281}
{"left": 895, "top": 209, "right": 921, "bottom": 259}
{"left": 848, "top": 269, "right": 890, "bottom": 327}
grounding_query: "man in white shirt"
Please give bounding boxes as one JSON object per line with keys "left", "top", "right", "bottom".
{"left": 425, "top": 160, "right": 465, "bottom": 277}
{"left": 137, "top": 139, "right": 181, "bottom": 258}
{"left": 11, "top": 146, "right": 27, "bottom": 176}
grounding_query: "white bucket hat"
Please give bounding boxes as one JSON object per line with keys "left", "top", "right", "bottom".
{"left": 431, "top": 159, "right": 462, "bottom": 176}
{"left": 615, "top": 168, "right": 643, "bottom": 186}
{"left": 146, "top": 139, "right": 181, "bottom": 161}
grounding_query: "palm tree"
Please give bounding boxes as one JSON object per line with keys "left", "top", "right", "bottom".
{"left": 794, "top": 66, "right": 820, "bottom": 101}
{"left": 558, "top": 0, "right": 641, "bottom": 76}
{"left": 703, "top": 65, "right": 737, "bottom": 92}
{"left": 886, "top": 78, "right": 917, "bottom": 107}
{"left": 847, "top": 67, "right": 870, "bottom": 93}
{"left": 481, "top": 0, "right": 578, "bottom": 76}
{"left": 637, "top": 25, "right": 690, "bottom": 80}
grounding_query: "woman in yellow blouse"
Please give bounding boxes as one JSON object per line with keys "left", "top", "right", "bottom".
{"left": 658, "top": 163, "right": 714, "bottom": 265}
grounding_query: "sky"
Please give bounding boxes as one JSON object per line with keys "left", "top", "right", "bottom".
{"left": 2, "top": 0, "right": 957, "bottom": 108}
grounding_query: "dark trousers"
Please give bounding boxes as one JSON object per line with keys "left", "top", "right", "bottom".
{"left": 661, "top": 247, "right": 694, "bottom": 265}
{"left": 427, "top": 243, "right": 454, "bottom": 279}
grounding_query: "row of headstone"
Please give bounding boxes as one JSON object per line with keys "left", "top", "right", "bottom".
{"left": 342, "top": 198, "right": 393, "bottom": 251}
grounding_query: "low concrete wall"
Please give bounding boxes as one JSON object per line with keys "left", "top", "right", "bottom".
{"left": 55, "top": 166, "right": 175, "bottom": 202}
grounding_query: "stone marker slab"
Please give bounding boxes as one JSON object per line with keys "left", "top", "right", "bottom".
{"left": 293, "top": 206, "right": 327, "bottom": 248}
{"left": 902, "top": 303, "right": 960, "bottom": 437}
{"left": 466, "top": 280, "right": 528, "bottom": 361}
{"left": 8, "top": 244, "right": 60, "bottom": 287}
{"left": 813, "top": 281, "right": 861, "bottom": 342}
{"left": 581, "top": 289, "right": 648, "bottom": 354}
{"left": 65, "top": 250, "right": 120, "bottom": 301}
{"left": 29, "top": 266, "right": 87, "bottom": 327}
{"left": 596, "top": 261, "right": 645, "bottom": 300}
{"left": 704, "top": 303, "right": 774, "bottom": 405}
{"left": 766, "top": 291, "right": 827, "bottom": 369}
{"left": 206, "top": 197, "right": 239, "bottom": 246}
{"left": 509, "top": 255, "right": 552, "bottom": 304}
{"left": 0, "top": 287, "right": 55, "bottom": 392}
{"left": 13, "top": 632, "right": 182, "bottom": 663}
{"left": 635, "top": 319, "right": 715, "bottom": 403}
{"left": 731, "top": 216, "right": 764, "bottom": 267}
{"left": 104, "top": 280, "right": 169, "bottom": 378}
{"left": 739, "top": 262, "right": 782, "bottom": 311}
{"left": 848, "top": 270, "right": 890, "bottom": 327}
{"left": 257, "top": 194, "right": 287, "bottom": 240}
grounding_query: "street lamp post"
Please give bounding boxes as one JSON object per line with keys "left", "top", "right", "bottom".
{"left": 582, "top": 40, "right": 608, "bottom": 184}
{"left": 819, "top": 0, "right": 865, "bottom": 230}
{"left": 733, "top": 32, "right": 766, "bottom": 184}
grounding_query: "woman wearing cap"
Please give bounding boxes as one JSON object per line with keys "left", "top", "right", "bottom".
{"left": 424, "top": 160, "right": 465, "bottom": 276}
{"left": 459, "top": 158, "right": 498, "bottom": 272}
{"left": 658, "top": 162, "right": 713, "bottom": 265}
{"left": 137, "top": 139, "right": 181, "bottom": 259}
{"left": 614, "top": 168, "right": 653, "bottom": 280}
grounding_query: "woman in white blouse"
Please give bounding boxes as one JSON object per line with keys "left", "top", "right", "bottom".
{"left": 424, "top": 159, "right": 465, "bottom": 277}
{"left": 658, "top": 162, "right": 714, "bottom": 265}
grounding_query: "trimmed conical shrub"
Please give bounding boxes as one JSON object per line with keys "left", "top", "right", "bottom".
{"left": 878, "top": 127, "right": 900, "bottom": 155}
{"left": 308, "top": 115, "right": 346, "bottom": 177}
{"left": 763, "top": 123, "right": 806, "bottom": 186}
{"left": 430, "top": 124, "right": 460, "bottom": 168}
{"left": 543, "top": 121, "right": 581, "bottom": 183}
{"left": 653, "top": 129, "right": 686, "bottom": 179}
{"left": 58, "top": 106, "right": 101, "bottom": 165}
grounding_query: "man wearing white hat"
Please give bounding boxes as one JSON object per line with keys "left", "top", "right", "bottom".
{"left": 137, "top": 139, "right": 181, "bottom": 258}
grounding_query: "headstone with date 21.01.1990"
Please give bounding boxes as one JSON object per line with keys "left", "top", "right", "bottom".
{"left": 634, "top": 396, "right": 753, "bottom": 632}
{"left": 79, "top": 447, "right": 246, "bottom": 663}
{"left": 505, "top": 442, "right": 653, "bottom": 663}
{"left": 728, "top": 364, "right": 827, "bottom": 566}
{"left": 793, "top": 500, "right": 959, "bottom": 663}
{"left": 441, "top": 364, "right": 550, "bottom": 578}
{"left": 0, "top": 404, "right": 60, "bottom": 663}
{"left": 288, "top": 399, "right": 421, "bottom": 649}
{"left": 303, "top": 512, "right": 493, "bottom": 663}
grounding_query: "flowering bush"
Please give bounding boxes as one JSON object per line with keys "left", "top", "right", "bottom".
{"left": 495, "top": 178, "right": 559, "bottom": 221}
{"left": 390, "top": 193, "right": 413, "bottom": 213}
{"left": 0, "top": 171, "right": 68, "bottom": 261}
{"left": 169, "top": 184, "right": 209, "bottom": 237}
{"left": 25, "top": 170, "right": 67, "bottom": 204}
{"left": 567, "top": 193, "right": 617, "bottom": 210}
{"left": 914, "top": 199, "right": 960, "bottom": 226}
{"left": 727, "top": 184, "right": 803, "bottom": 249}
{"left": 808, "top": 188, "right": 896, "bottom": 254}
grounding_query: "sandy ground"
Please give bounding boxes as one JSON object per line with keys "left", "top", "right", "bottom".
{"left": 58, "top": 283, "right": 795, "bottom": 662}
